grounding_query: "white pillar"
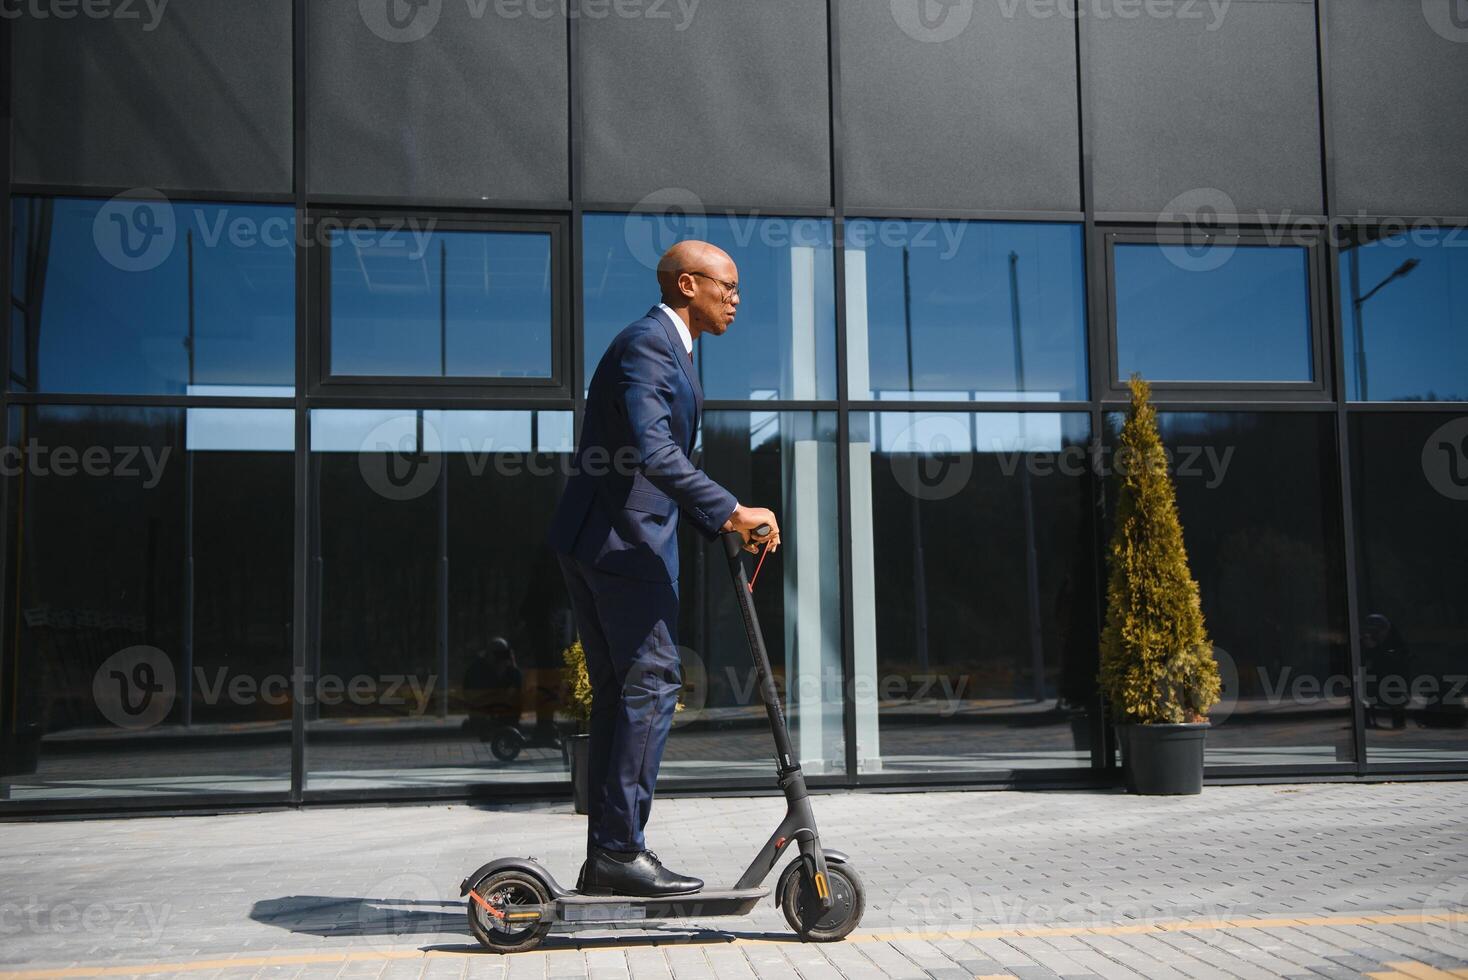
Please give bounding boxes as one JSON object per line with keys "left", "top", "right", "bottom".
{"left": 844, "top": 248, "right": 883, "bottom": 772}
{"left": 783, "top": 246, "right": 842, "bottom": 772}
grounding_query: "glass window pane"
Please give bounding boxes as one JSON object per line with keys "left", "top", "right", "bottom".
{"left": 849, "top": 411, "right": 1099, "bottom": 773}
{"left": 9, "top": 197, "right": 295, "bottom": 396}
{"left": 307, "top": 408, "right": 575, "bottom": 789}
{"left": 845, "top": 220, "right": 1087, "bottom": 401}
{"left": 328, "top": 228, "right": 553, "bottom": 379}
{"left": 1114, "top": 242, "right": 1314, "bottom": 383}
{"left": 582, "top": 213, "right": 836, "bottom": 400}
{"left": 1102, "top": 410, "right": 1351, "bottom": 766}
{"left": 1351, "top": 413, "right": 1468, "bottom": 762}
{"left": 1, "top": 406, "right": 295, "bottom": 801}
{"left": 672, "top": 411, "right": 845, "bottom": 777}
{"left": 1340, "top": 230, "right": 1468, "bottom": 402}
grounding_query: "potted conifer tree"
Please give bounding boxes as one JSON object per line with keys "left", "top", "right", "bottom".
{"left": 1098, "top": 375, "right": 1223, "bottom": 795}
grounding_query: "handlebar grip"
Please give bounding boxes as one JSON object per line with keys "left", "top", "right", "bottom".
{"left": 720, "top": 523, "right": 774, "bottom": 560}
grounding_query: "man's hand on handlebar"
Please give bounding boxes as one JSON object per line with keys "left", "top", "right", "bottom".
{"left": 722, "top": 504, "right": 780, "bottom": 555}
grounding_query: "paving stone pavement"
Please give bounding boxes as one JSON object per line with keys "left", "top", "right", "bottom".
{"left": 1, "top": 781, "right": 1467, "bottom": 979}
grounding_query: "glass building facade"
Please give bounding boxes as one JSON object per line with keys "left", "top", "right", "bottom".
{"left": 1, "top": 1, "right": 1465, "bottom": 812}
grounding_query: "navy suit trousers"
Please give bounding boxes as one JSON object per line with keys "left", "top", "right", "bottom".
{"left": 557, "top": 551, "right": 681, "bottom": 853}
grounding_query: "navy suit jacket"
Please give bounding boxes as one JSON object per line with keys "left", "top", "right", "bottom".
{"left": 547, "top": 306, "right": 739, "bottom": 584}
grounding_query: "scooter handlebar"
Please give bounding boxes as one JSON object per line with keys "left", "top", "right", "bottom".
{"left": 720, "top": 523, "right": 772, "bottom": 560}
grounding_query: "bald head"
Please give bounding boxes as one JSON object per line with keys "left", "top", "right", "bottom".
{"left": 654, "top": 239, "right": 740, "bottom": 339}
{"left": 656, "top": 240, "right": 734, "bottom": 302}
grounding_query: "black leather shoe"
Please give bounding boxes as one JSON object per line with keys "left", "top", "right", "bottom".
{"left": 580, "top": 846, "right": 702, "bottom": 897}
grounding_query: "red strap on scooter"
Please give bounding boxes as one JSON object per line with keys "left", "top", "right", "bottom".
{"left": 747, "top": 540, "right": 772, "bottom": 593}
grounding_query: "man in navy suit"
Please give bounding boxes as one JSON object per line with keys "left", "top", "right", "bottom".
{"left": 547, "top": 240, "right": 780, "bottom": 897}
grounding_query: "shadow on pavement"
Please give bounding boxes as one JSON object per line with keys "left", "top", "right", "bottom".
{"left": 251, "top": 896, "right": 801, "bottom": 950}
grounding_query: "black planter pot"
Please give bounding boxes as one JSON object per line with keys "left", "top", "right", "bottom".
{"left": 1, "top": 724, "right": 42, "bottom": 776}
{"left": 1068, "top": 712, "right": 1091, "bottom": 753}
{"left": 1117, "top": 721, "right": 1208, "bottom": 795}
{"left": 567, "top": 733, "right": 590, "bottom": 815}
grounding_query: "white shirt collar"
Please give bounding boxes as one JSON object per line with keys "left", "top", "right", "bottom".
{"left": 657, "top": 302, "right": 694, "bottom": 354}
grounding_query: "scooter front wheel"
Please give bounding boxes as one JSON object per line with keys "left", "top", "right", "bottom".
{"left": 780, "top": 861, "right": 865, "bottom": 942}
{"left": 466, "top": 869, "right": 552, "bottom": 953}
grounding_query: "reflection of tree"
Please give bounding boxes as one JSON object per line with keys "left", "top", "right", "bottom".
{"left": 1213, "top": 527, "right": 1333, "bottom": 697}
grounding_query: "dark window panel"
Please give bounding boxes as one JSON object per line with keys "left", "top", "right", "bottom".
{"left": 1085, "top": 0, "right": 1322, "bottom": 216}
{"left": 12, "top": 0, "right": 292, "bottom": 194}
{"left": 1, "top": 406, "right": 294, "bottom": 799}
{"left": 852, "top": 411, "right": 1099, "bottom": 773}
{"left": 1328, "top": 0, "right": 1468, "bottom": 217}
{"left": 1351, "top": 413, "right": 1468, "bottom": 761}
{"left": 839, "top": 1, "right": 1080, "bottom": 212}
{"left": 579, "top": 1, "right": 829, "bottom": 207}
{"left": 308, "top": 3, "right": 569, "bottom": 203}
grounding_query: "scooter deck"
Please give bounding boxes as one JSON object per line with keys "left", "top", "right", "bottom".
{"left": 555, "top": 887, "right": 769, "bottom": 923}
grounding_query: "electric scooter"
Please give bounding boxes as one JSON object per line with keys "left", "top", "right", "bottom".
{"left": 460, "top": 526, "right": 865, "bottom": 952}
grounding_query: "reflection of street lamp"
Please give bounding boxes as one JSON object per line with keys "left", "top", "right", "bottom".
{"left": 1347, "top": 249, "right": 1418, "bottom": 400}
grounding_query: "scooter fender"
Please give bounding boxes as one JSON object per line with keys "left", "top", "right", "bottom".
{"left": 459, "top": 856, "right": 571, "bottom": 899}
{"left": 774, "top": 848, "right": 850, "bottom": 909}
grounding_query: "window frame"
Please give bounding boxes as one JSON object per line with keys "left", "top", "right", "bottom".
{"left": 309, "top": 209, "right": 571, "bottom": 400}
{"left": 1097, "top": 225, "right": 1332, "bottom": 403}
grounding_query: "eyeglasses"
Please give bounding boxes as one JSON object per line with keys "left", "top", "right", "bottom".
{"left": 685, "top": 270, "right": 740, "bottom": 299}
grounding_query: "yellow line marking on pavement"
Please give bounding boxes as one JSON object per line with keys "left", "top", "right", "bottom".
{"left": 1369, "top": 964, "right": 1468, "bottom": 980}
{"left": 1, "top": 909, "right": 1463, "bottom": 979}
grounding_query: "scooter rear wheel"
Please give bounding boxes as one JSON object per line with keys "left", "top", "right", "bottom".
{"left": 466, "top": 869, "right": 552, "bottom": 953}
{"left": 780, "top": 861, "right": 865, "bottom": 942}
